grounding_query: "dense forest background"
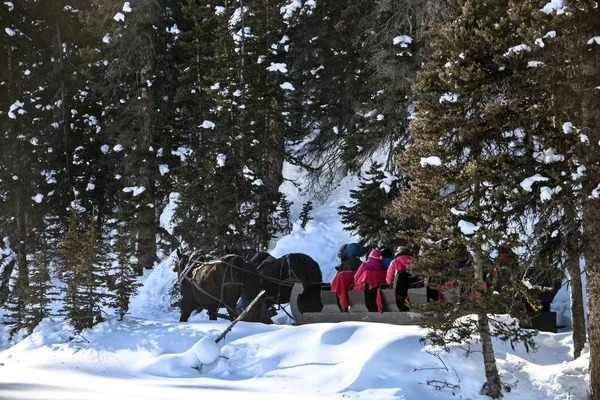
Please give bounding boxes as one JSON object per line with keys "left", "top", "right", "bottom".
{"left": 1, "top": 0, "right": 599, "bottom": 398}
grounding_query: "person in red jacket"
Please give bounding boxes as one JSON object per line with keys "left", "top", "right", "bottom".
{"left": 386, "top": 246, "right": 413, "bottom": 285}
{"left": 354, "top": 249, "right": 385, "bottom": 283}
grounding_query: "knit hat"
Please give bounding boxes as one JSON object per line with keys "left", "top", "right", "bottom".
{"left": 368, "top": 249, "right": 382, "bottom": 259}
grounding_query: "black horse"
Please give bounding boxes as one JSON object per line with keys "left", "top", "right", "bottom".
{"left": 257, "top": 253, "right": 322, "bottom": 305}
{"left": 176, "top": 250, "right": 266, "bottom": 322}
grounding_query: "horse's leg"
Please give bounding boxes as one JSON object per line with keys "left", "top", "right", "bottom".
{"left": 208, "top": 309, "right": 218, "bottom": 320}
{"left": 180, "top": 301, "right": 197, "bottom": 322}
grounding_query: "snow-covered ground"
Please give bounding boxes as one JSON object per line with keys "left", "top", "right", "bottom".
{"left": 0, "top": 162, "right": 591, "bottom": 399}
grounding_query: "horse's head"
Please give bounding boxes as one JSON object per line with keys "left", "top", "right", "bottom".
{"left": 175, "top": 248, "right": 212, "bottom": 277}
{"left": 175, "top": 248, "right": 189, "bottom": 276}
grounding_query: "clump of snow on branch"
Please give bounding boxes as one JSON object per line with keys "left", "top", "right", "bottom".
{"left": 393, "top": 35, "right": 413, "bottom": 48}
{"left": 280, "top": 82, "right": 295, "bottom": 91}
{"left": 504, "top": 44, "right": 531, "bottom": 57}
{"left": 439, "top": 93, "right": 458, "bottom": 103}
{"left": 113, "top": 12, "right": 125, "bottom": 22}
{"left": 267, "top": 63, "right": 288, "bottom": 73}
{"left": 122, "top": 2, "right": 132, "bottom": 13}
{"left": 379, "top": 171, "right": 398, "bottom": 193}
{"left": 200, "top": 120, "right": 215, "bottom": 129}
{"left": 216, "top": 154, "right": 226, "bottom": 168}
{"left": 541, "top": 0, "right": 567, "bottom": 15}
{"left": 420, "top": 156, "right": 442, "bottom": 167}
{"left": 520, "top": 174, "right": 549, "bottom": 192}
{"left": 458, "top": 220, "right": 480, "bottom": 235}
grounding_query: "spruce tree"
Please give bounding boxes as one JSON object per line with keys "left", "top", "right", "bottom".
{"left": 299, "top": 201, "right": 314, "bottom": 230}
{"left": 59, "top": 205, "right": 108, "bottom": 332}
{"left": 108, "top": 222, "right": 140, "bottom": 321}
{"left": 22, "top": 256, "right": 56, "bottom": 334}
{"left": 498, "top": 0, "right": 589, "bottom": 360}
{"left": 339, "top": 162, "right": 404, "bottom": 249}
{"left": 399, "top": 1, "right": 539, "bottom": 397}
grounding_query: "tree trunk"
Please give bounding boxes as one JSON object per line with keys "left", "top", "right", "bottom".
{"left": 473, "top": 249, "right": 502, "bottom": 398}
{"left": 565, "top": 239, "right": 586, "bottom": 359}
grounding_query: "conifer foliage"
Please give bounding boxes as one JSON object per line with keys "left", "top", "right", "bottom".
{"left": 339, "top": 163, "right": 403, "bottom": 249}
{"left": 59, "top": 206, "right": 108, "bottom": 333}
{"left": 399, "top": 1, "right": 539, "bottom": 397}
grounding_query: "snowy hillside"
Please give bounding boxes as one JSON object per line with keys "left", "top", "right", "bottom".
{"left": 0, "top": 165, "right": 591, "bottom": 400}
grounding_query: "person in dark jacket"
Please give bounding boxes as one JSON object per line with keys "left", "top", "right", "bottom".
{"left": 354, "top": 249, "right": 385, "bottom": 283}
{"left": 335, "top": 242, "right": 363, "bottom": 272}
{"left": 386, "top": 246, "right": 413, "bottom": 285}
{"left": 381, "top": 248, "right": 394, "bottom": 268}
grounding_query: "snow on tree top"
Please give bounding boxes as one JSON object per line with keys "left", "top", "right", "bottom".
{"left": 541, "top": 0, "right": 566, "bottom": 14}
{"left": 123, "top": 2, "right": 132, "bottom": 12}
{"left": 215, "top": 6, "right": 225, "bottom": 15}
{"left": 267, "top": 63, "right": 288, "bottom": 73}
{"left": 113, "top": 12, "right": 125, "bottom": 22}
{"left": 393, "top": 35, "right": 413, "bottom": 47}
{"left": 520, "top": 174, "right": 549, "bottom": 192}
{"left": 280, "top": 82, "right": 295, "bottom": 91}
{"left": 420, "top": 156, "right": 442, "bottom": 167}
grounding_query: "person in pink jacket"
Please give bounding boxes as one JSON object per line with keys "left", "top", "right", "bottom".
{"left": 386, "top": 246, "right": 413, "bottom": 285}
{"left": 354, "top": 249, "right": 385, "bottom": 283}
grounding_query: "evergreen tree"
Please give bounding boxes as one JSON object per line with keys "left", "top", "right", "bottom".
{"left": 22, "top": 256, "right": 56, "bottom": 334}
{"left": 399, "top": 1, "right": 539, "bottom": 397}
{"left": 273, "top": 195, "right": 293, "bottom": 235}
{"left": 339, "top": 163, "right": 404, "bottom": 249}
{"left": 498, "top": 0, "right": 589, "bottom": 360}
{"left": 299, "top": 201, "right": 314, "bottom": 230}
{"left": 108, "top": 222, "right": 141, "bottom": 321}
{"left": 82, "top": 0, "right": 179, "bottom": 274}
{"left": 3, "top": 271, "right": 29, "bottom": 337}
{"left": 59, "top": 204, "right": 108, "bottom": 332}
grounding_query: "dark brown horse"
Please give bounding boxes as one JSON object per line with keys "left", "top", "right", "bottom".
{"left": 257, "top": 253, "right": 323, "bottom": 305}
{"left": 176, "top": 251, "right": 267, "bottom": 322}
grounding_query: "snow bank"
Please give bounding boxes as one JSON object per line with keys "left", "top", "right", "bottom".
{"left": 0, "top": 318, "right": 590, "bottom": 400}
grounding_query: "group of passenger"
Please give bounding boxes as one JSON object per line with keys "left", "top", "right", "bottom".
{"left": 335, "top": 243, "right": 415, "bottom": 285}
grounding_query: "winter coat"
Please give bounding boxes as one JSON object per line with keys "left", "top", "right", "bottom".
{"left": 354, "top": 257, "right": 385, "bottom": 283}
{"left": 386, "top": 255, "right": 412, "bottom": 285}
{"left": 341, "top": 243, "right": 362, "bottom": 261}
{"left": 335, "top": 256, "right": 362, "bottom": 272}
